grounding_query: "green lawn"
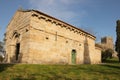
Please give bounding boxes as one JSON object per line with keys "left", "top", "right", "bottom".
{"left": 0, "top": 59, "right": 120, "bottom": 80}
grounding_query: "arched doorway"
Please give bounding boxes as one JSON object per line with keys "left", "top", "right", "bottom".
{"left": 71, "top": 49, "right": 76, "bottom": 64}
{"left": 15, "top": 43, "right": 20, "bottom": 61}
{"left": 11, "top": 31, "right": 20, "bottom": 63}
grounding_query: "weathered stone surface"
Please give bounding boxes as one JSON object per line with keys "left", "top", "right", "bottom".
{"left": 5, "top": 9, "right": 101, "bottom": 64}
{"left": 100, "top": 36, "right": 117, "bottom": 58}
{"left": 101, "top": 37, "right": 114, "bottom": 50}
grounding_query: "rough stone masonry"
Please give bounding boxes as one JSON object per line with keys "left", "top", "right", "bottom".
{"left": 5, "top": 9, "right": 101, "bottom": 64}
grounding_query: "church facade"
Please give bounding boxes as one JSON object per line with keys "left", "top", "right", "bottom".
{"left": 5, "top": 9, "right": 101, "bottom": 64}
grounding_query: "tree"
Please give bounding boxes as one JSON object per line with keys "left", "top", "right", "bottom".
{"left": 115, "top": 20, "right": 120, "bottom": 62}
{"left": 0, "top": 54, "right": 4, "bottom": 62}
{"left": 0, "top": 41, "right": 4, "bottom": 63}
{"left": 101, "top": 49, "right": 113, "bottom": 62}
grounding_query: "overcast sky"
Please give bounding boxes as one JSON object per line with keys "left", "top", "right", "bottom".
{"left": 0, "top": 0, "right": 120, "bottom": 43}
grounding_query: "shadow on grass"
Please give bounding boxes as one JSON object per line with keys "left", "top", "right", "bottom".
{"left": 0, "top": 64, "right": 37, "bottom": 80}
{"left": 101, "top": 64, "right": 120, "bottom": 70}
{"left": 31, "top": 72, "right": 72, "bottom": 80}
{"left": 104, "top": 60, "right": 119, "bottom": 64}
{"left": 0, "top": 63, "right": 15, "bottom": 72}
{"left": 12, "top": 76, "right": 36, "bottom": 80}
{"left": 103, "top": 58, "right": 120, "bottom": 64}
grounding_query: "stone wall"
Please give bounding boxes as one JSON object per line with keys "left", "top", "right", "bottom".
{"left": 101, "top": 37, "right": 114, "bottom": 50}
{"left": 27, "top": 10, "right": 99, "bottom": 64}
{"left": 100, "top": 36, "right": 117, "bottom": 58}
{"left": 94, "top": 44, "right": 102, "bottom": 64}
{"left": 5, "top": 9, "right": 101, "bottom": 64}
{"left": 5, "top": 10, "right": 31, "bottom": 63}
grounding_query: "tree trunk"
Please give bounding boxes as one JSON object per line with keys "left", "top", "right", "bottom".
{"left": 118, "top": 53, "right": 120, "bottom": 62}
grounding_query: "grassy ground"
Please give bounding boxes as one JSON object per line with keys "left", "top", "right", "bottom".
{"left": 0, "top": 59, "right": 120, "bottom": 80}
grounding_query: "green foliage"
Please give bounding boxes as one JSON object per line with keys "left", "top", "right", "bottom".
{"left": 115, "top": 20, "right": 120, "bottom": 62}
{"left": 0, "top": 63, "right": 120, "bottom": 80}
{"left": 102, "top": 49, "right": 113, "bottom": 62}
{"left": 0, "top": 55, "right": 4, "bottom": 62}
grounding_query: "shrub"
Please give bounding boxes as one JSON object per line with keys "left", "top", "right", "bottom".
{"left": 102, "top": 49, "right": 113, "bottom": 62}
{"left": 0, "top": 55, "right": 4, "bottom": 63}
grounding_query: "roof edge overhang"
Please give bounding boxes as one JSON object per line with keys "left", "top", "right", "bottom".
{"left": 18, "top": 9, "right": 96, "bottom": 39}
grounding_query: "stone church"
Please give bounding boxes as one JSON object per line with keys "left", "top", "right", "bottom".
{"left": 5, "top": 9, "right": 101, "bottom": 64}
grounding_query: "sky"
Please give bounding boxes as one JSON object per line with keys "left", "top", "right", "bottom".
{"left": 0, "top": 0, "right": 120, "bottom": 43}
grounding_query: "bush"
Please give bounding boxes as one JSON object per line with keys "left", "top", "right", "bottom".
{"left": 102, "top": 49, "right": 113, "bottom": 62}
{"left": 0, "top": 55, "right": 4, "bottom": 63}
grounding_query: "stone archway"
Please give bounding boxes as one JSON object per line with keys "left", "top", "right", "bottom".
{"left": 15, "top": 43, "right": 20, "bottom": 61}
{"left": 10, "top": 31, "right": 20, "bottom": 63}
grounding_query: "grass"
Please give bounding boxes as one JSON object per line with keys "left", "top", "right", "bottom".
{"left": 0, "top": 59, "right": 120, "bottom": 80}
{"left": 104, "top": 58, "right": 120, "bottom": 64}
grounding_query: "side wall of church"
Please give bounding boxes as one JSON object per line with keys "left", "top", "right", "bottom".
{"left": 28, "top": 12, "right": 97, "bottom": 64}
{"left": 95, "top": 47, "right": 101, "bottom": 63}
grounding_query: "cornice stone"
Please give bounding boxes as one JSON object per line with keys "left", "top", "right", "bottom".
{"left": 31, "top": 11, "right": 95, "bottom": 40}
